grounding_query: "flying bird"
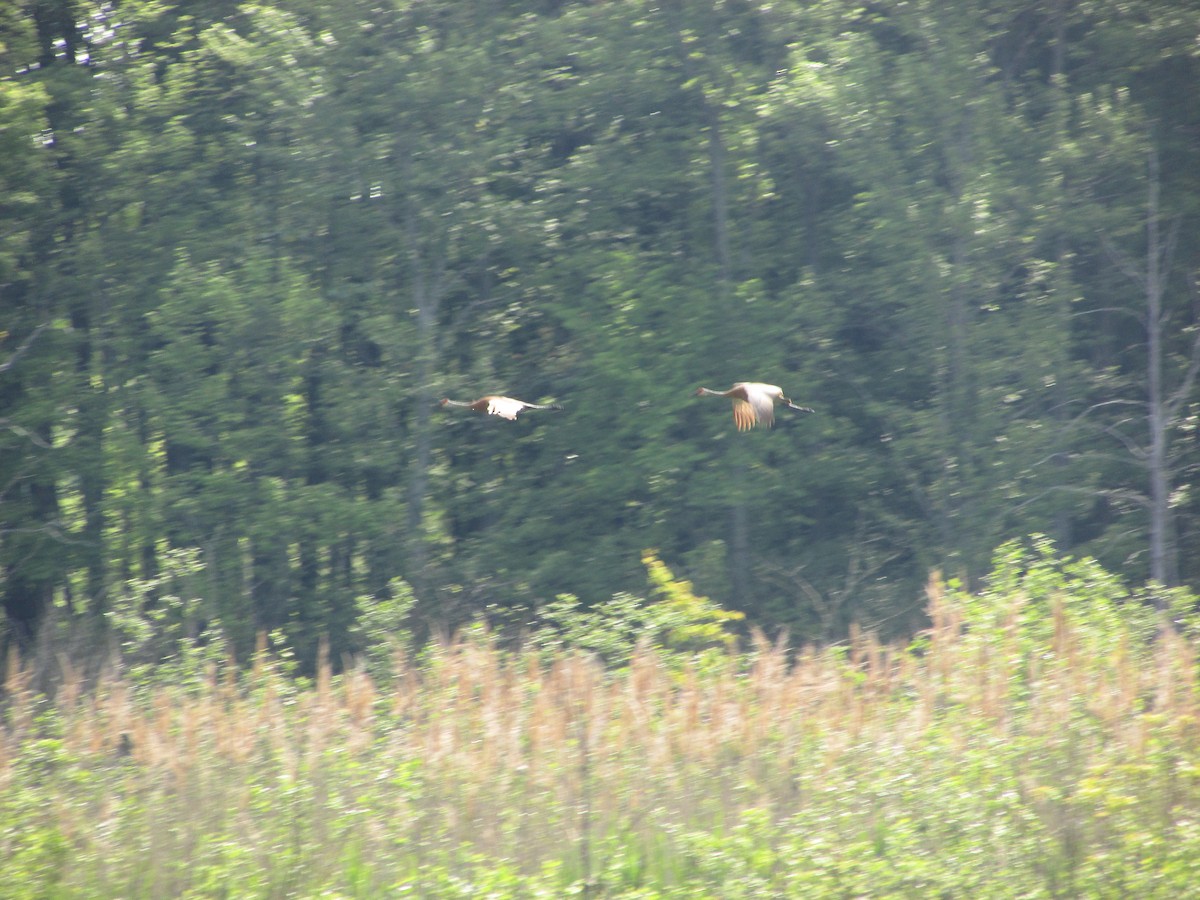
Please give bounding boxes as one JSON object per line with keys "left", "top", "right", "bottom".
{"left": 439, "top": 395, "right": 563, "bottom": 421}
{"left": 694, "top": 382, "right": 814, "bottom": 431}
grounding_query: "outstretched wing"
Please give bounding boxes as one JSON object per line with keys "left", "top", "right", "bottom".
{"left": 736, "top": 384, "right": 777, "bottom": 429}
{"left": 730, "top": 398, "right": 759, "bottom": 430}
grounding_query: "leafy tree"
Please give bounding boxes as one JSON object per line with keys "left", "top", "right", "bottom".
{"left": 532, "top": 549, "right": 743, "bottom": 664}
{"left": 2, "top": 0, "right": 1198, "bottom": 658}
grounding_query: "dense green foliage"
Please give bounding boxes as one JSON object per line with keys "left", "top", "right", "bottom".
{"left": 2, "top": 544, "right": 1200, "bottom": 897}
{"left": 2, "top": 0, "right": 1200, "bottom": 661}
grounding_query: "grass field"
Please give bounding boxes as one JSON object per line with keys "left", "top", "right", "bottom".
{"left": 3, "top": 547, "right": 1200, "bottom": 898}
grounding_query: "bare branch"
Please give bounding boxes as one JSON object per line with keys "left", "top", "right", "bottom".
{"left": 0, "top": 418, "right": 53, "bottom": 449}
{"left": 0, "top": 323, "right": 49, "bottom": 376}
{"left": 1166, "top": 271, "right": 1200, "bottom": 418}
{"left": 1102, "top": 234, "right": 1146, "bottom": 289}
{"left": 1166, "top": 327, "right": 1200, "bottom": 420}
{"left": 1006, "top": 484, "right": 1150, "bottom": 518}
{"left": 1028, "top": 448, "right": 1146, "bottom": 471}
{"left": 1069, "top": 305, "right": 1146, "bottom": 327}
{"left": 1098, "top": 422, "right": 1149, "bottom": 460}
{"left": 1043, "top": 399, "right": 1151, "bottom": 458}
{"left": 1074, "top": 398, "right": 1148, "bottom": 420}
{"left": 1160, "top": 214, "right": 1181, "bottom": 284}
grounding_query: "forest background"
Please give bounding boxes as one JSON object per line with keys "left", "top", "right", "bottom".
{"left": 2, "top": 0, "right": 1200, "bottom": 669}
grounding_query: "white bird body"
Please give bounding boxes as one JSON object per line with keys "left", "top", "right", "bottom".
{"left": 440, "top": 395, "right": 562, "bottom": 421}
{"left": 694, "top": 382, "right": 814, "bottom": 430}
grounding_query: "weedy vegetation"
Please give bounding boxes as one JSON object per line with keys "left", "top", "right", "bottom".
{"left": 3, "top": 540, "right": 1200, "bottom": 898}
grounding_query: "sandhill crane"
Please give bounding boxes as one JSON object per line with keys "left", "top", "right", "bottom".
{"left": 439, "top": 395, "right": 563, "bottom": 421}
{"left": 694, "top": 382, "right": 814, "bottom": 431}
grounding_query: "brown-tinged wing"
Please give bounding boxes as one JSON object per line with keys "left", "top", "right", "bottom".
{"left": 731, "top": 398, "right": 759, "bottom": 430}
{"left": 742, "top": 385, "right": 776, "bottom": 429}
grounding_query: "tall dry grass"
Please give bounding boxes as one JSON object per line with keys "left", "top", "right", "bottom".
{"left": 2, "top": 577, "right": 1199, "bottom": 896}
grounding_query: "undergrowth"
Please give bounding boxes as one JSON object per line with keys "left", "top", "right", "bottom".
{"left": 2, "top": 540, "right": 1199, "bottom": 897}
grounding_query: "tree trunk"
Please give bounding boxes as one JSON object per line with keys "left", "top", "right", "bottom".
{"left": 706, "top": 103, "right": 754, "bottom": 610}
{"left": 73, "top": 290, "right": 108, "bottom": 610}
{"left": 404, "top": 211, "right": 440, "bottom": 595}
{"left": 1144, "top": 146, "right": 1175, "bottom": 588}
{"left": 1050, "top": 2, "right": 1074, "bottom": 552}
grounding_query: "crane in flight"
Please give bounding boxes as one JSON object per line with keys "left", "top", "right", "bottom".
{"left": 440, "top": 395, "right": 563, "bottom": 421}
{"left": 694, "top": 382, "right": 814, "bottom": 430}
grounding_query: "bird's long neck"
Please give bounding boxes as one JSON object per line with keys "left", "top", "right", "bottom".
{"left": 442, "top": 398, "right": 473, "bottom": 408}
{"left": 697, "top": 387, "right": 723, "bottom": 397}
